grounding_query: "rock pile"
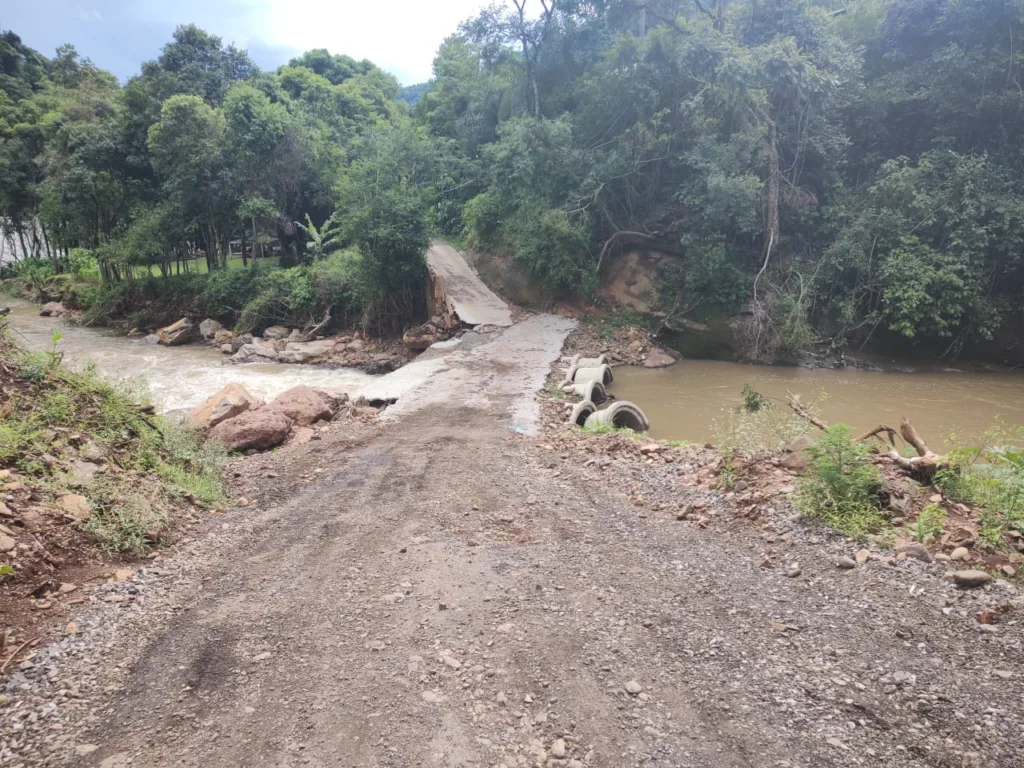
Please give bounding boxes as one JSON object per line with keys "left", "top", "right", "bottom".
{"left": 189, "top": 384, "right": 361, "bottom": 452}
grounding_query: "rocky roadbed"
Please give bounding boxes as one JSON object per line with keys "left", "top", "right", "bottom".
{"left": 2, "top": 314, "right": 1023, "bottom": 768}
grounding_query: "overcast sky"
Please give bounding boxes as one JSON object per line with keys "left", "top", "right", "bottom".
{"left": 4, "top": 0, "right": 498, "bottom": 85}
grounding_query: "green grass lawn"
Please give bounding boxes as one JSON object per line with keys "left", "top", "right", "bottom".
{"left": 143, "top": 254, "right": 279, "bottom": 277}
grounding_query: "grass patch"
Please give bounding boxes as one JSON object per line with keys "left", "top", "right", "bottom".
{"left": 0, "top": 324, "right": 225, "bottom": 555}
{"left": 936, "top": 421, "right": 1024, "bottom": 550}
{"left": 581, "top": 422, "right": 647, "bottom": 438}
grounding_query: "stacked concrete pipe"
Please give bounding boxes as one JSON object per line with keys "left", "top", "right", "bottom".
{"left": 559, "top": 354, "right": 649, "bottom": 432}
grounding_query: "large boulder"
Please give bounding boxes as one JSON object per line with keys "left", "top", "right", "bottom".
{"left": 209, "top": 410, "right": 293, "bottom": 452}
{"left": 263, "top": 325, "right": 291, "bottom": 340}
{"left": 198, "top": 318, "right": 224, "bottom": 340}
{"left": 403, "top": 323, "right": 442, "bottom": 351}
{"left": 40, "top": 302, "right": 67, "bottom": 317}
{"left": 265, "top": 385, "right": 335, "bottom": 426}
{"left": 230, "top": 333, "right": 254, "bottom": 353}
{"left": 278, "top": 339, "right": 337, "bottom": 364}
{"left": 643, "top": 346, "right": 677, "bottom": 368}
{"left": 231, "top": 341, "right": 279, "bottom": 363}
{"left": 188, "top": 383, "right": 263, "bottom": 430}
{"left": 157, "top": 318, "right": 197, "bottom": 346}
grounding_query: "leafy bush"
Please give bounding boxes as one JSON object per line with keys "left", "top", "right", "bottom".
{"left": 462, "top": 191, "right": 503, "bottom": 250}
{"left": 507, "top": 205, "right": 593, "bottom": 296}
{"left": 908, "top": 503, "right": 946, "bottom": 543}
{"left": 65, "top": 248, "right": 99, "bottom": 277}
{"left": 796, "top": 424, "right": 885, "bottom": 538}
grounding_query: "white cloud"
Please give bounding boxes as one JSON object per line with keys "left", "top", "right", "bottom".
{"left": 238, "top": 0, "right": 496, "bottom": 84}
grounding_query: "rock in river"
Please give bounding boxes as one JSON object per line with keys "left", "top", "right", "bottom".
{"left": 156, "top": 317, "right": 197, "bottom": 346}
{"left": 199, "top": 318, "right": 223, "bottom": 340}
{"left": 188, "top": 383, "right": 262, "bottom": 430}
{"left": 210, "top": 410, "right": 293, "bottom": 452}
{"left": 39, "top": 301, "right": 68, "bottom": 317}
{"left": 643, "top": 346, "right": 676, "bottom": 368}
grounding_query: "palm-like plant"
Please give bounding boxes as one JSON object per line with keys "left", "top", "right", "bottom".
{"left": 295, "top": 212, "right": 343, "bottom": 261}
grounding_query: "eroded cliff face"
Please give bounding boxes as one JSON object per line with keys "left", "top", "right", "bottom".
{"left": 597, "top": 248, "right": 679, "bottom": 315}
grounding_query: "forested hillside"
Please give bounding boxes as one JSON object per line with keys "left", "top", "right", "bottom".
{"left": 3, "top": 0, "right": 1024, "bottom": 359}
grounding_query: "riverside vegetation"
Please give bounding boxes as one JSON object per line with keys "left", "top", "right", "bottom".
{"left": 3, "top": 0, "right": 1024, "bottom": 362}
{"left": 0, "top": 321, "right": 224, "bottom": 594}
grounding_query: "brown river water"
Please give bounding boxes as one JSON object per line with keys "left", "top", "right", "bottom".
{"left": 614, "top": 359, "right": 1024, "bottom": 446}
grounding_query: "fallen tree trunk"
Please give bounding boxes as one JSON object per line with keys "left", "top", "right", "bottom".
{"left": 885, "top": 417, "right": 943, "bottom": 477}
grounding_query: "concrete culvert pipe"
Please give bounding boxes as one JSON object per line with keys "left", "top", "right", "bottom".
{"left": 569, "top": 400, "right": 597, "bottom": 426}
{"left": 584, "top": 400, "right": 650, "bottom": 432}
{"left": 575, "top": 354, "right": 608, "bottom": 368}
{"left": 566, "top": 378, "right": 607, "bottom": 403}
{"left": 572, "top": 363, "right": 613, "bottom": 386}
{"left": 560, "top": 364, "right": 580, "bottom": 388}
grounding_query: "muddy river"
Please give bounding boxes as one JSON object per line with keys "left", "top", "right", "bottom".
{"left": 5, "top": 298, "right": 1023, "bottom": 442}
{"left": 2, "top": 299, "right": 375, "bottom": 413}
{"left": 615, "top": 359, "right": 1024, "bottom": 446}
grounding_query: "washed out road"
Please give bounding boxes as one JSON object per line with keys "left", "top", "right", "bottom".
{"left": 4, "top": 252, "right": 1022, "bottom": 768}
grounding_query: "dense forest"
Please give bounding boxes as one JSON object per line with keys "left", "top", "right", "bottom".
{"left": 2, "top": 0, "right": 1024, "bottom": 359}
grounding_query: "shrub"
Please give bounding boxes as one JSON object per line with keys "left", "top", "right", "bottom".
{"left": 936, "top": 421, "right": 1024, "bottom": 549}
{"left": 507, "top": 205, "right": 593, "bottom": 296}
{"left": 463, "top": 191, "right": 503, "bottom": 250}
{"left": 796, "top": 424, "right": 885, "bottom": 538}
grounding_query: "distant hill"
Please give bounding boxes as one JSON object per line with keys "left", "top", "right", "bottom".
{"left": 398, "top": 82, "right": 429, "bottom": 106}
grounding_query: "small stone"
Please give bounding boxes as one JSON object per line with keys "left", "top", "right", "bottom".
{"left": 1001, "top": 564, "right": 1016, "bottom": 577}
{"left": 892, "top": 670, "right": 916, "bottom": 686}
{"left": 113, "top": 568, "right": 133, "bottom": 581}
{"left": 929, "top": 494, "right": 943, "bottom": 503}
{"left": 625, "top": 680, "right": 642, "bottom": 695}
{"left": 0, "top": 534, "right": 15, "bottom": 552}
{"left": 734, "top": 480, "right": 748, "bottom": 492}
{"left": 950, "top": 546, "right": 970, "bottom": 562}
{"left": 855, "top": 548, "right": 870, "bottom": 564}
{"left": 59, "top": 494, "right": 92, "bottom": 521}
{"left": 837, "top": 556, "right": 857, "bottom": 570}
{"left": 550, "top": 739, "right": 567, "bottom": 758}
{"left": 894, "top": 543, "right": 933, "bottom": 563}
{"left": 421, "top": 690, "right": 440, "bottom": 703}
{"left": 949, "top": 570, "right": 992, "bottom": 588}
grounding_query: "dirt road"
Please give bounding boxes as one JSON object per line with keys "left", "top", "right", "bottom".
{"left": 3, "top": 315, "right": 1023, "bottom": 764}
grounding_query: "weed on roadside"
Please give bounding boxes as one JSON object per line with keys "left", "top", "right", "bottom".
{"left": 796, "top": 424, "right": 888, "bottom": 539}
